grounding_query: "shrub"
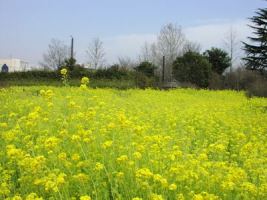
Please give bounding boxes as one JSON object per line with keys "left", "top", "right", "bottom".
{"left": 224, "top": 68, "right": 267, "bottom": 97}
{"left": 208, "top": 72, "right": 224, "bottom": 90}
{"left": 135, "top": 62, "right": 156, "bottom": 78}
{"left": 246, "top": 78, "right": 267, "bottom": 97}
{"left": 135, "top": 72, "right": 157, "bottom": 89}
{"left": 173, "top": 52, "right": 212, "bottom": 88}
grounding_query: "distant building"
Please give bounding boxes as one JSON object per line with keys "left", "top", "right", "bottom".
{"left": 1, "top": 64, "right": 8, "bottom": 72}
{"left": 0, "top": 58, "right": 30, "bottom": 72}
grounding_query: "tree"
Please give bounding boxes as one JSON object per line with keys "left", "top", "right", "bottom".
{"left": 86, "top": 38, "right": 105, "bottom": 69}
{"left": 203, "top": 47, "right": 231, "bottom": 75}
{"left": 243, "top": 6, "right": 267, "bottom": 72}
{"left": 173, "top": 52, "right": 212, "bottom": 87}
{"left": 41, "top": 39, "right": 69, "bottom": 70}
{"left": 118, "top": 56, "right": 136, "bottom": 70}
{"left": 182, "top": 40, "right": 201, "bottom": 54}
{"left": 135, "top": 61, "right": 156, "bottom": 77}
{"left": 139, "top": 42, "right": 152, "bottom": 62}
{"left": 63, "top": 57, "right": 76, "bottom": 71}
{"left": 139, "top": 23, "right": 186, "bottom": 82}
{"left": 155, "top": 23, "right": 186, "bottom": 81}
{"left": 223, "top": 27, "right": 240, "bottom": 71}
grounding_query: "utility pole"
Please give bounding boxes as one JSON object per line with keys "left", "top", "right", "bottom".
{"left": 162, "top": 55, "right": 165, "bottom": 83}
{"left": 70, "top": 36, "right": 74, "bottom": 59}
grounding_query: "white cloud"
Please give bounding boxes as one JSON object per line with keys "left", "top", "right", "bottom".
{"left": 102, "top": 34, "right": 156, "bottom": 63}
{"left": 184, "top": 19, "right": 251, "bottom": 51}
{"left": 91, "top": 19, "right": 251, "bottom": 65}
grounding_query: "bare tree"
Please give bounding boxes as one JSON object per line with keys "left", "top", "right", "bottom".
{"left": 182, "top": 40, "right": 201, "bottom": 54}
{"left": 223, "top": 27, "right": 241, "bottom": 72}
{"left": 157, "top": 23, "right": 186, "bottom": 61}
{"left": 86, "top": 38, "right": 105, "bottom": 69}
{"left": 139, "top": 42, "right": 152, "bottom": 62}
{"left": 118, "top": 56, "right": 136, "bottom": 70}
{"left": 154, "top": 23, "right": 186, "bottom": 81}
{"left": 139, "top": 23, "right": 188, "bottom": 82}
{"left": 40, "top": 38, "right": 69, "bottom": 70}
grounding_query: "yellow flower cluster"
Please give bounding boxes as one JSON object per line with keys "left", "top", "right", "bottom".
{"left": 60, "top": 68, "right": 67, "bottom": 75}
{"left": 80, "top": 76, "right": 90, "bottom": 89}
{"left": 0, "top": 87, "right": 266, "bottom": 199}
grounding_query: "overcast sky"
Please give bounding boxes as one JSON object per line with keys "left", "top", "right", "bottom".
{"left": 0, "top": 0, "right": 266, "bottom": 65}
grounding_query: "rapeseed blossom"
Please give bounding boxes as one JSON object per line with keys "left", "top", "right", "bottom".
{"left": 0, "top": 87, "right": 266, "bottom": 199}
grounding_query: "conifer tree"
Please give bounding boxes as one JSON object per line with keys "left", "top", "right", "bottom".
{"left": 243, "top": 6, "right": 267, "bottom": 72}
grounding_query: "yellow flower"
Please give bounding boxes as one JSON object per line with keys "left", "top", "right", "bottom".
{"left": 80, "top": 84, "right": 87, "bottom": 89}
{"left": 80, "top": 195, "right": 91, "bottom": 200}
{"left": 44, "top": 137, "right": 60, "bottom": 150}
{"left": 25, "top": 193, "right": 43, "bottom": 200}
{"left": 193, "top": 194, "right": 204, "bottom": 200}
{"left": 60, "top": 68, "right": 67, "bottom": 75}
{"left": 0, "top": 122, "right": 8, "bottom": 128}
{"left": 117, "top": 155, "right": 128, "bottom": 162}
{"left": 150, "top": 193, "right": 164, "bottom": 200}
{"left": 133, "top": 151, "right": 142, "bottom": 160}
{"left": 71, "top": 153, "right": 80, "bottom": 161}
{"left": 136, "top": 168, "right": 153, "bottom": 179}
{"left": 58, "top": 152, "right": 67, "bottom": 160}
{"left": 102, "top": 140, "right": 113, "bottom": 149}
{"left": 116, "top": 171, "right": 124, "bottom": 179}
{"left": 81, "top": 77, "right": 89, "bottom": 85}
{"left": 169, "top": 183, "right": 177, "bottom": 191}
{"left": 73, "top": 173, "right": 89, "bottom": 182}
{"left": 95, "top": 162, "right": 104, "bottom": 171}
{"left": 12, "top": 195, "right": 23, "bottom": 200}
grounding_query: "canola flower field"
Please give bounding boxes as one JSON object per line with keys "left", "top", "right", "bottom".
{"left": 0, "top": 86, "right": 267, "bottom": 200}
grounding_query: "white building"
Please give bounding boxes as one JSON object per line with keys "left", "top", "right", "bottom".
{"left": 0, "top": 58, "right": 30, "bottom": 72}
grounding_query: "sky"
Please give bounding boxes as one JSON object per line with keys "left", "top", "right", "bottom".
{"left": 0, "top": 0, "right": 266, "bottom": 66}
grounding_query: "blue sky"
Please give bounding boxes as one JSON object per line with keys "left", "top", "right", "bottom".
{"left": 0, "top": 0, "right": 266, "bottom": 65}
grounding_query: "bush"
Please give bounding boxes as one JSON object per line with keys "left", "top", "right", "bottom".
{"left": 224, "top": 68, "right": 267, "bottom": 97}
{"left": 135, "top": 61, "right": 156, "bottom": 77}
{"left": 0, "top": 70, "right": 59, "bottom": 80}
{"left": 135, "top": 72, "right": 157, "bottom": 89}
{"left": 208, "top": 72, "right": 224, "bottom": 90}
{"left": 93, "top": 65, "right": 133, "bottom": 80}
{"left": 173, "top": 51, "right": 212, "bottom": 88}
{"left": 246, "top": 78, "right": 267, "bottom": 97}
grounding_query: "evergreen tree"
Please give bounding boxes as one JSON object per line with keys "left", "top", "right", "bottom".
{"left": 204, "top": 47, "right": 231, "bottom": 75}
{"left": 243, "top": 6, "right": 267, "bottom": 72}
{"left": 173, "top": 52, "right": 212, "bottom": 88}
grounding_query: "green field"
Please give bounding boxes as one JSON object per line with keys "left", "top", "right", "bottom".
{"left": 0, "top": 87, "right": 266, "bottom": 200}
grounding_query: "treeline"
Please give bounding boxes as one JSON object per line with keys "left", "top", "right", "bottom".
{"left": 0, "top": 66, "right": 134, "bottom": 81}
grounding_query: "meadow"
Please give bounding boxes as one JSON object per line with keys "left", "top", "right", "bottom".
{"left": 0, "top": 86, "right": 266, "bottom": 200}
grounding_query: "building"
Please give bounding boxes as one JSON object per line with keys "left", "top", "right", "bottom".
{"left": 0, "top": 58, "right": 30, "bottom": 72}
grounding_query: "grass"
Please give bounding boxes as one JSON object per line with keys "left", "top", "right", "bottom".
{"left": 0, "top": 78, "right": 136, "bottom": 89}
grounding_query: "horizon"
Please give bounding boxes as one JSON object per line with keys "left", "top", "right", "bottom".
{"left": 0, "top": 0, "right": 266, "bottom": 66}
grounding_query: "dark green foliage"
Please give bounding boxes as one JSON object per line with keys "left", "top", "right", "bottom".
{"left": 0, "top": 66, "right": 135, "bottom": 89}
{"left": 203, "top": 47, "right": 231, "bottom": 75}
{"left": 243, "top": 6, "right": 267, "bottom": 72}
{"left": 94, "top": 65, "right": 133, "bottom": 79}
{"left": 0, "top": 70, "right": 60, "bottom": 80}
{"left": 173, "top": 51, "right": 212, "bottom": 88}
{"left": 63, "top": 57, "right": 77, "bottom": 71}
{"left": 134, "top": 61, "right": 156, "bottom": 77}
